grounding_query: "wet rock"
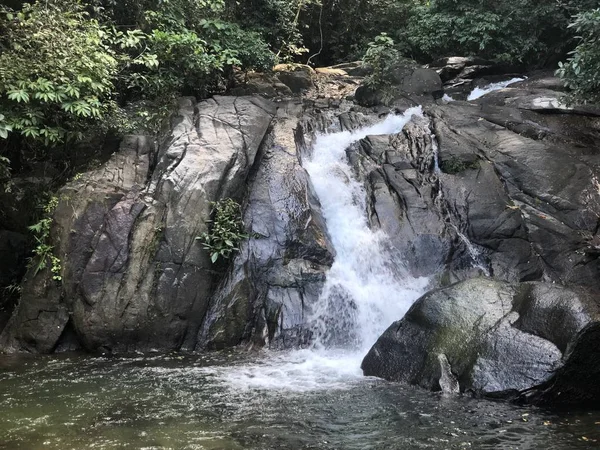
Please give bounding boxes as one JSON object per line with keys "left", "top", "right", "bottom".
{"left": 1, "top": 96, "right": 276, "bottom": 353}
{"left": 429, "top": 93, "right": 600, "bottom": 287}
{"left": 524, "top": 322, "right": 600, "bottom": 408}
{"left": 347, "top": 118, "right": 460, "bottom": 279}
{"left": 429, "top": 56, "right": 522, "bottom": 100}
{"left": 197, "top": 102, "right": 334, "bottom": 350}
{"left": 362, "top": 278, "right": 600, "bottom": 398}
{"left": 360, "top": 75, "right": 600, "bottom": 406}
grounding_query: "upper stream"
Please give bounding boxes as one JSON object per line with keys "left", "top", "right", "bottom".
{"left": 1, "top": 111, "right": 599, "bottom": 449}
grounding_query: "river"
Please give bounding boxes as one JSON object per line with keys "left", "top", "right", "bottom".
{"left": 1, "top": 108, "right": 599, "bottom": 449}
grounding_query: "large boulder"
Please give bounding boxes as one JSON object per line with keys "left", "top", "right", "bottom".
{"left": 274, "top": 64, "right": 316, "bottom": 94}
{"left": 359, "top": 75, "right": 600, "bottom": 407}
{"left": 228, "top": 72, "right": 293, "bottom": 98}
{"left": 355, "top": 60, "right": 442, "bottom": 107}
{"left": 0, "top": 96, "right": 276, "bottom": 353}
{"left": 362, "top": 278, "right": 600, "bottom": 401}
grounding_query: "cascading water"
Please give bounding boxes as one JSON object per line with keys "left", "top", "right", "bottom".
{"left": 467, "top": 77, "right": 525, "bottom": 101}
{"left": 303, "top": 109, "right": 430, "bottom": 351}
{"left": 209, "top": 108, "right": 430, "bottom": 392}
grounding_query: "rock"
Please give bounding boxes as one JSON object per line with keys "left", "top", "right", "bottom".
{"left": 358, "top": 76, "right": 600, "bottom": 406}
{"left": 354, "top": 60, "right": 442, "bottom": 107}
{"left": 197, "top": 102, "right": 334, "bottom": 350}
{"left": 353, "top": 84, "right": 385, "bottom": 108}
{"left": 476, "top": 86, "right": 600, "bottom": 117}
{"left": 1, "top": 96, "right": 276, "bottom": 353}
{"left": 315, "top": 67, "right": 348, "bottom": 76}
{"left": 401, "top": 68, "right": 442, "bottom": 96}
{"left": 429, "top": 56, "right": 522, "bottom": 100}
{"left": 346, "top": 117, "right": 462, "bottom": 279}
{"left": 277, "top": 69, "right": 315, "bottom": 94}
{"left": 429, "top": 56, "right": 497, "bottom": 82}
{"left": 229, "top": 72, "right": 292, "bottom": 98}
{"left": 362, "top": 278, "right": 600, "bottom": 398}
{"left": 273, "top": 64, "right": 316, "bottom": 75}
{"left": 524, "top": 323, "right": 600, "bottom": 407}
{"left": 327, "top": 61, "right": 371, "bottom": 77}
{"left": 424, "top": 82, "right": 600, "bottom": 286}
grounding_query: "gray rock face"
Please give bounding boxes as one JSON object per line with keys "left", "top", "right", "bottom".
{"left": 352, "top": 75, "right": 600, "bottom": 406}
{"left": 362, "top": 278, "right": 599, "bottom": 398}
{"left": 1, "top": 69, "right": 599, "bottom": 409}
{"left": 0, "top": 96, "right": 276, "bottom": 353}
{"left": 276, "top": 66, "right": 315, "bottom": 94}
{"left": 197, "top": 101, "right": 334, "bottom": 350}
{"left": 346, "top": 117, "right": 460, "bottom": 279}
{"left": 355, "top": 60, "right": 442, "bottom": 107}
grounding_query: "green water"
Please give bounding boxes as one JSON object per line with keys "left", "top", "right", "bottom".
{"left": 0, "top": 352, "right": 598, "bottom": 450}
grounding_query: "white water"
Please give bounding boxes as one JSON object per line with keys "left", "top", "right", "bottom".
{"left": 208, "top": 109, "right": 430, "bottom": 392}
{"left": 442, "top": 93, "right": 455, "bottom": 103}
{"left": 303, "top": 108, "right": 430, "bottom": 350}
{"left": 467, "top": 77, "right": 525, "bottom": 101}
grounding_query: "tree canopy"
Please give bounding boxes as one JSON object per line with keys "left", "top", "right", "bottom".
{"left": 0, "top": 0, "right": 598, "bottom": 186}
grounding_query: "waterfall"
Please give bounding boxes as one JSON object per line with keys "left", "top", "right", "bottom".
{"left": 209, "top": 109, "right": 430, "bottom": 392}
{"left": 304, "top": 108, "right": 429, "bottom": 351}
{"left": 467, "top": 77, "right": 525, "bottom": 101}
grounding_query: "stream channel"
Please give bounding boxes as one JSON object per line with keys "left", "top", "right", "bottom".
{"left": 1, "top": 109, "right": 599, "bottom": 450}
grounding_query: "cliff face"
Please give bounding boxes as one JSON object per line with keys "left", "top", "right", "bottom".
{"left": 0, "top": 96, "right": 277, "bottom": 353}
{"left": 1, "top": 64, "right": 599, "bottom": 406}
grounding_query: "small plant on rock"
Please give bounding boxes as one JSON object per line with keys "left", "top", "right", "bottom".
{"left": 197, "top": 198, "right": 247, "bottom": 264}
{"left": 28, "top": 196, "right": 62, "bottom": 281}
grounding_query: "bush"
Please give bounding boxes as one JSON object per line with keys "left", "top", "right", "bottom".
{"left": 0, "top": 0, "right": 278, "bottom": 176}
{"left": 557, "top": 9, "right": 600, "bottom": 105}
{"left": 406, "top": 0, "right": 568, "bottom": 64}
{"left": 0, "top": 1, "right": 119, "bottom": 146}
{"left": 197, "top": 198, "right": 247, "bottom": 264}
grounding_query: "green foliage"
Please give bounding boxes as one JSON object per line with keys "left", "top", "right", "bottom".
{"left": 227, "top": 0, "right": 316, "bottom": 61}
{"left": 362, "top": 33, "right": 399, "bottom": 89}
{"left": 301, "top": 0, "right": 413, "bottom": 65}
{"left": 557, "top": 9, "right": 600, "bottom": 105}
{"left": 0, "top": 0, "right": 278, "bottom": 179}
{"left": 0, "top": 1, "right": 119, "bottom": 146}
{"left": 406, "top": 0, "right": 563, "bottom": 64}
{"left": 27, "top": 196, "right": 62, "bottom": 281}
{"left": 197, "top": 198, "right": 247, "bottom": 264}
{"left": 440, "top": 157, "right": 480, "bottom": 175}
{"left": 104, "top": 0, "right": 275, "bottom": 100}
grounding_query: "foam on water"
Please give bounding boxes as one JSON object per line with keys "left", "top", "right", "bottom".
{"left": 211, "top": 108, "right": 430, "bottom": 392}
{"left": 467, "top": 77, "right": 525, "bottom": 101}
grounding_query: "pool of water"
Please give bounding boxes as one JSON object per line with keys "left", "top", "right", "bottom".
{"left": 1, "top": 351, "right": 598, "bottom": 450}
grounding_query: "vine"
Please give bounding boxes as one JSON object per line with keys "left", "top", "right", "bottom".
{"left": 27, "top": 196, "right": 62, "bottom": 282}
